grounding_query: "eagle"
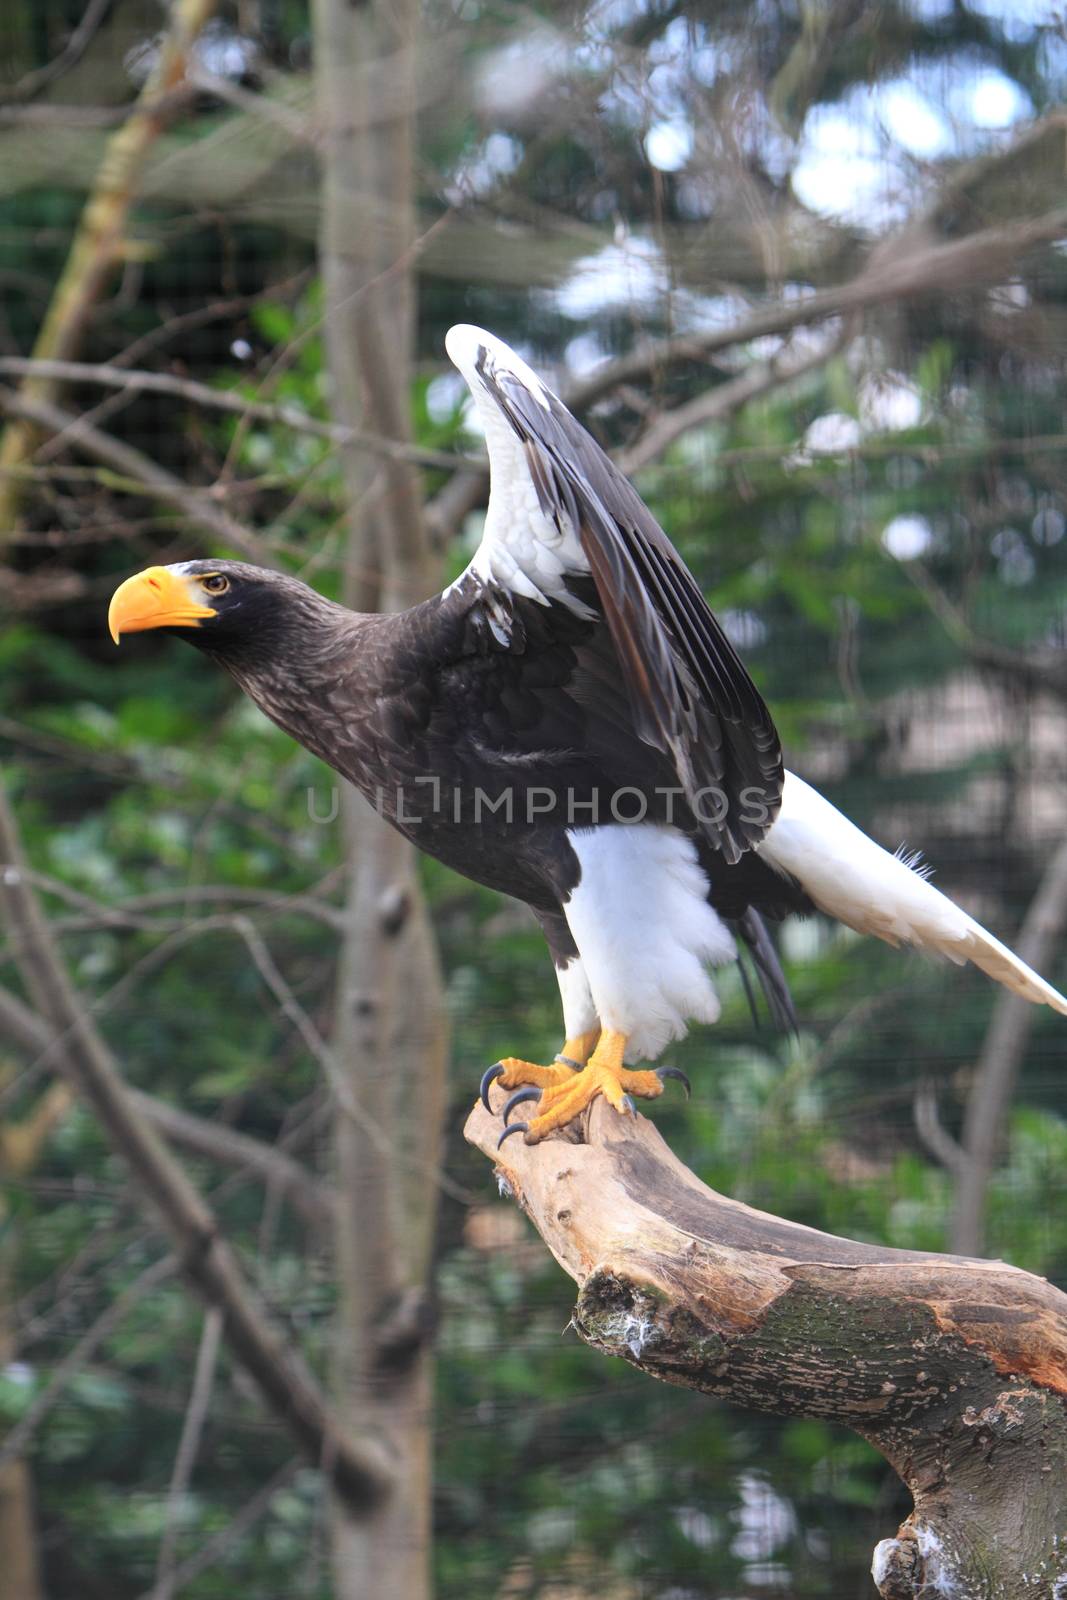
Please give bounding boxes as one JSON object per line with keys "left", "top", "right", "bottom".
{"left": 108, "top": 324, "right": 1067, "bottom": 1144}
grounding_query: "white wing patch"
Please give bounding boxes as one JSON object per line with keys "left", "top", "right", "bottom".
{"left": 761, "top": 772, "right": 1067, "bottom": 1013}
{"left": 562, "top": 823, "right": 736, "bottom": 1061}
{"left": 446, "top": 323, "right": 552, "bottom": 410}
{"left": 444, "top": 323, "right": 593, "bottom": 616}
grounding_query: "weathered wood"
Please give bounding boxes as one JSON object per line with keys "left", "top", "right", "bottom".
{"left": 466, "top": 1094, "right": 1067, "bottom": 1598}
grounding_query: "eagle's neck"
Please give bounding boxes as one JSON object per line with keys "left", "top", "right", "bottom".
{"left": 209, "top": 607, "right": 408, "bottom": 796}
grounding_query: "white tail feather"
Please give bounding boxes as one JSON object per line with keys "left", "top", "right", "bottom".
{"left": 760, "top": 772, "right": 1067, "bottom": 1015}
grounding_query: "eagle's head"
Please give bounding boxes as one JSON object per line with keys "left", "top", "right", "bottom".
{"left": 107, "top": 559, "right": 337, "bottom": 669}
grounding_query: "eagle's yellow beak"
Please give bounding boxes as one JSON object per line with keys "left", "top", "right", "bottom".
{"left": 108, "top": 567, "right": 218, "bottom": 645}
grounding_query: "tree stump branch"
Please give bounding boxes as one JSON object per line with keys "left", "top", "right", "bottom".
{"left": 466, "top": 1095, "right": 1067, "bottom": 1598}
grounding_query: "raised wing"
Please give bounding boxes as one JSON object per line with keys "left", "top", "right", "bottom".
{"left": 445, "top": 323, "right": 782, "bottom": 862}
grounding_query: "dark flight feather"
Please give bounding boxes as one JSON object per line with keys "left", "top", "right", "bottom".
{"left": 474, "top": 350, "right": 783, "bottom": 864}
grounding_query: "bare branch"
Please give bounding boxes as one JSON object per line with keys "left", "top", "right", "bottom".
{"left": 0, "top": 357, "right": 467, "bottom": 472}
{"left": 912, "top": 1078, "right": 967, "bottom": 1179}
{"left": 135, "top": 1458, "right": 302, "bottom": 1600}
{"left": 0, "top": 783, "right": 392, "bottom": 1509}
{"left": 564, "top": 205, "right": 1067, "bottom": 413}
{"left": 0, "top": 0, "right": 222, "bottom": 532}
{"left": 769, "top": 0, "right": 865, "bottom": 134}
{"left": 952, "top": 833, "right": 1067, "bottom": 1256}
{"left": 0, "top": 384, "right": 280, "bottom": 568}
{"left": 423, "top": 463, "right": 486, "bottom": 550}
{"left": 0, "top": 1255, "right": 178, "bottom": 1472}
{"left": 16, "top": 866, "right": 345, "bottom": 937}
{"left": 0, "top": 92, "right": 200, "bottom": 130}
{"left": 117, "top": 879, "right": 344, "bottom": 927}
{"left": 111, "top": 269, "right": 314, "bottom": 373}
{"left": 426, "top": 195, "right": 1067, "bottom": 547}
{"left": 0, "top": 981, "right": 66, "bottom": 1068}
{"left": 0, "top": 978, "right": 332, "bottom": 1226}
{"left": 153, "top": 1307, "right": 224, "bottom": 1600}
{"left": 0, "top": 0, "right": 117, "bottom": 106}
{"left": 0, "top": 719, "right": 315, "bottom": 862}
{"left": 616, "top": 326, "right": 850, "bottom": 477}
{"left": 186, "top": 67, "right": 315, "bottom": 146}
{"left": 127, "top": 1094, "right": 333, "bottom": 1230}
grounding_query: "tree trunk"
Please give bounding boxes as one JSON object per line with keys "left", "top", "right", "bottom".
{"left": 0, "top": 1073, "right": 75, "bottom": 1600}
{"left": 0, "top": 1461, "right": 42, "bottom": 1600}
{"left": 467, "top": 1096, "right": 1067, "bottom": 1598}
{"left": 312, "top": 3, "right": 447, "bottom": 1599}
{"left": 0, "top": 1245, "right": 44, "bottom": 1600}
{"left": 329, "top": 807, "right": 444, "bottom": 1600}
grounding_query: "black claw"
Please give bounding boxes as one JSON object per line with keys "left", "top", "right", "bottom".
{"left": 657, "top": 1066, "right": 691, "bottom": 1100}
{"left": 621, "top": 1094, "right": 636, "bottom": 1116}
{"left": 480, "top": 1062, "right": 505, "bottom": 1112}
{"left": 497, "top": 1122, "right": 528, "bottom": 1149}
{"left": 503, "top": 1086, "right": 541, "bottom": 1125}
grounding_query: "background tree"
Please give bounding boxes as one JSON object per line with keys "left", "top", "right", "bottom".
{"left": 0, "top": 1, "right": 1065, "bottom": 1595}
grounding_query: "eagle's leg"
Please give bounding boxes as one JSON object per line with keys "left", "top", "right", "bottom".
{"left": 503, "top": 1030, "right": 667, "bottom": 1144}
{"left": 479, "top": 1030, "right": 600, "bottom": 1110}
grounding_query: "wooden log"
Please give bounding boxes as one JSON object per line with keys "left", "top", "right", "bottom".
{"left": 466, "top": 1093, "right": 1067, "bottom": 1598}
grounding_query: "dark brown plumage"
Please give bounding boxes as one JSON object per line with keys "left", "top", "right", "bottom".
{"left": 106, "top": 325, "right": 1067, "bottom": 1140}
{"left": 107, "top": 325, "right": 814, "bottom": 1138}
{"left": 134, "top": 558, "right": 808, "bottom": 957}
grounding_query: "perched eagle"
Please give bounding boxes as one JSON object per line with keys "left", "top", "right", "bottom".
{"left": 108, "top": 325, "right": 1067, "bottom": 1143}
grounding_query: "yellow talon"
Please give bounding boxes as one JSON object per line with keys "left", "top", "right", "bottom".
{"left": 493, "top": 1057, "right": 578, "bottom": 1093}
{"left": 480, "top": 1031, "right": 600, "bottom": 1110}
{"left": 497, "top": 1031, "right": 601, "bottom": 1090}
{"left": 518, "top": 1030, "right": 663, "bottom": 1143}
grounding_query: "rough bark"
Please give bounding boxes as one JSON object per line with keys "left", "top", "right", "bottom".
{"left": 312, "top": 2, "right": 447, "bottom": 1598}
{"left": 467, "top": 1095, "right": 1067, "bottom": 1599}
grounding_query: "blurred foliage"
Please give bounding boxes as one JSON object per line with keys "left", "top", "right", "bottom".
{"left": 0, "top": 0, "right": 1066, "bottom": 1596}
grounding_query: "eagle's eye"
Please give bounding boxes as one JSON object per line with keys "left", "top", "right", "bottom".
{"left": 200, "top": 574, "right": 230, "bottom": 596}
